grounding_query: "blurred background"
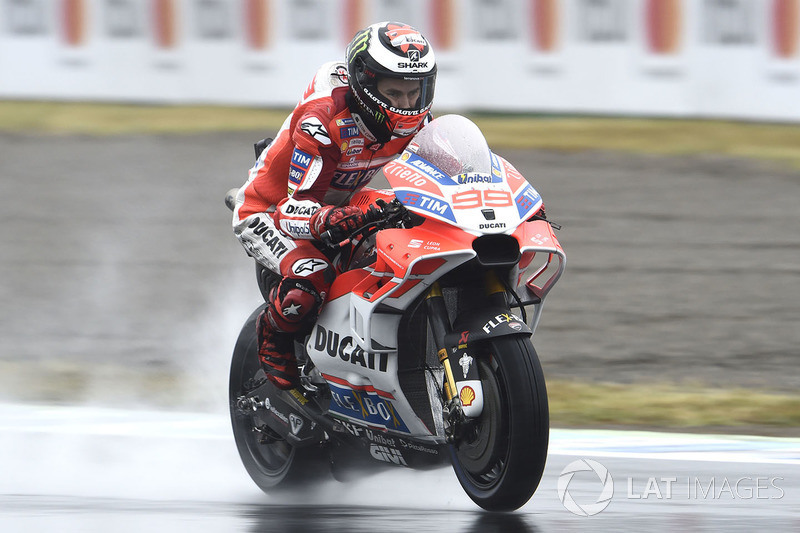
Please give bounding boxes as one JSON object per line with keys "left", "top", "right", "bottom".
{"left": 1, "top": 0, "right": 799, "bottom": 433}
{"left": 3, "top": 0, "right": 800, "bottom": 119}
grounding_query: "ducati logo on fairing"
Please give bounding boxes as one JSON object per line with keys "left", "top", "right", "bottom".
{"left": 313, "top": 326, "right": 389, "bottom": 372}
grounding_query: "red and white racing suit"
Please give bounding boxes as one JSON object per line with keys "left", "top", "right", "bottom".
{"left": 232, "top": 60, "right": 425, "bottom": 345}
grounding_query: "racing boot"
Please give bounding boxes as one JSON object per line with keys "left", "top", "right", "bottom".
{"left": 256, "top": 309, "right": 300, "bottom": 390}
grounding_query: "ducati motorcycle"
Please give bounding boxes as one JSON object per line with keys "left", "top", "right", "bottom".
{"left": 226, "top": 114, "right": 565, "bottom": 511}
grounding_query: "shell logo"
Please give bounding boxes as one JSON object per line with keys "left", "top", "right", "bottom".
{"left": 772, "top": 0, "right": 799, "bottom": 58}
{"left": 531, "top": 0, "right": 559, "bottom": 52}
{"left": 460, "top": 386, "right": 476, "bottom": 407}
{"left": 645, "top": 0, "right": 682, "bottom": 54}
{"left": 152, "top": 0, "right": 178, "bottom": 49}
{"left": 61, "top": 0, "right": 87, "bottom": 47}
{"left": 244, "top": 0, "right": 270, "bottom": 49}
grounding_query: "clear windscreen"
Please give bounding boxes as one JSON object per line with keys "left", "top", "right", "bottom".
{"left": 409, "top": 114, "right": 493, "bottom": 177}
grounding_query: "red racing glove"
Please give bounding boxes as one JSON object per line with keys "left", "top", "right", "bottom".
{"left": 309, "top": 205, "right": 367, "bottom": 243}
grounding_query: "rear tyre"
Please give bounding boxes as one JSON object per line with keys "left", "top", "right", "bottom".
{"left": 449, "top": 336, "right": 549, "bottom": 511}
{"left": 228, "top": 305, "right": 330, "bottom": 491}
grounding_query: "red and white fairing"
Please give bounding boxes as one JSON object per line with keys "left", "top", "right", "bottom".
{"left": 305, "top": 114, "right": 565, "bottom": 432}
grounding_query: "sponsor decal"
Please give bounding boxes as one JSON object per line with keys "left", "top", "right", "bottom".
{"left": 339, "top": 125, "right": 360, "bottom": 139}
{"left": 247, "top": 217, "right": 289, "bottom": 258}
{"left": 282, "top": 220, "right": 311, "bottom": 237}
{"left": 370, "top": 444, "right": 408, "bottom": 465}
{"left": 263, "top": 398, "right": 289, "bottom": 425}
{"left": 332, "top": 64, "right": 348, "bottom": 84}
{"left": 292, "top": 258, "right": 327, "bottom": 276}
{"left": 397, "top": 60, "right": 429, "bottom": 69}
{"left": 328, "top": 382, "right": 409, "bottom": 432}
{"left": 283, "top": 203, "right": 318, "bottom": 216}
{"left": 289, "top": 413, "right": 304, "bottom": 435}
{"left": 479, "top": 222, "right": 506, "bottom": 229}
{"left": 313, "top": 326, "right": 389, "bottom": 372}
{"left": 336, "top": 118, "right": 356, "bottom": 126}
{"left": 515, "top": 184, "right": 542, "bottom": 218}
{"left": 459, "top": 331, "right": 469, "bottom": 344}
{"left": 491, "top": 153, "right": 503, "bottom": 177}
{"left": 384, "top": 23, "right": 428, "bottom": 54}
{"left": 482, "top": 312, "right": 524, "bottom": 334}
{"left": 347, "top": 28, "right": 370, "bottom": 63}
{"left": 457, "top": 173, "right": 493, "bottom": 184}
{"left": 288, "top": 388, "right": 308, "bottom": 405}
{"left": 282, "top": 303, "right": 301, "bottom": 316}
{"left": 331, "top": 167, "right": 380, "bottom": 190}
{"left": 395, "top": 190, "right": 456, "bottom": 223}
{"left": 335, "top": 420, "right": 364, "bottom": 436}
{"left": 300, "top": 117, "right": 331, "bottom": 145}
{"left": 398, "top": 439, "right": 439, "bottom": 455}
{"left": 508, "top": 321, "right": 523, "bottom": 331}
{"left": 288, "top": 167, "right": 304, "bottom": 185}
{"left": 346, "top": 147, "right": 363, "bottom": 156}
{"left": 405, "top": 154, "right": 450, "bottom": 183}
{"left": 459, "top": 386, "right": 476, "bottom": 407}
{"left": 458, "top": 354, "right": 473, "bottom": 378}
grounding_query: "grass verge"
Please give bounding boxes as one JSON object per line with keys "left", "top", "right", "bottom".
{"left": 1, "top": 361, "right": 798, "bottom": 436}
{"left": 4, "top": 101, "right": 800, "bottom": 169}
{"left": 548, "top": 379, "right": 800, "bottom": 436}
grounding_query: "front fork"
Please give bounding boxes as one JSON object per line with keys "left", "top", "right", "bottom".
{"left": 425, "top": 271, "right": 506, "bottom": 441}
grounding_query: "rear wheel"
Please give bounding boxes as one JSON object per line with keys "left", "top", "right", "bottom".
{"left": 228, "top": 306, "right": 329, "bottom": 490}
{"left": 449, "top": 336, "right": 549, "bottom": 511}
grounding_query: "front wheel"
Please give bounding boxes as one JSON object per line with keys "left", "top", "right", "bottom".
{"left": 449, "top": 336, "right": 549, "bottom": 511}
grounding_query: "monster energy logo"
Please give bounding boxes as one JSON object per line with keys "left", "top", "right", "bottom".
{"left": 347, "top": 29, "right": 370, "bottom": 63}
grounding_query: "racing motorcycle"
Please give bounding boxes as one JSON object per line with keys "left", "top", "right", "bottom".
{"left": 226, "top": 114, "right": 565, "bottom": 512}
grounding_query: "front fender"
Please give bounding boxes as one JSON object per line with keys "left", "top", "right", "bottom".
{"left": 444, "top": 307, "right": 531, "bottom": 347}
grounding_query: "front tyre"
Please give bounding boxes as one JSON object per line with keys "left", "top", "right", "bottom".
{"left": 449, "top": 336, "right": 549, "bottom": 511}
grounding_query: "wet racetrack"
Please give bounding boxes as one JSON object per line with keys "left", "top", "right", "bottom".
{"left": 1, "top": 130, "right": 799, "bottom": 530}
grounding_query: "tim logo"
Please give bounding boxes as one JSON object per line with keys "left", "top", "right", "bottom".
{"left": 370, "top": 444, "right": 408, "bottom": 466}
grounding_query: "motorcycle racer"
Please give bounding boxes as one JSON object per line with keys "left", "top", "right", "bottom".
{"left": 232, "top": 21, "right": 437, "bottom": 389}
